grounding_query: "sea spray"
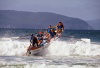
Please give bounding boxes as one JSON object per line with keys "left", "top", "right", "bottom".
{"left": 47, "top": 38, "right": 100, "bottom": 56}
{"left": 0, "top": 37, "right": 100, "bottom": 57}
{"left": 0, "top": 37, "right": 29, "bottom": 56}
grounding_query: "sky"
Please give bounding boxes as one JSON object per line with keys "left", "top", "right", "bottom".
{"left": 0, "top": 0, "right": 100, "bottom": 20}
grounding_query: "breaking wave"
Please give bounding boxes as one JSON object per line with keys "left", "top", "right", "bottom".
{"left": 47, "top": 38, "right": 100, "bottom": 56}
{"left": 0, "top": 37, "right": 100, "bottom": 57}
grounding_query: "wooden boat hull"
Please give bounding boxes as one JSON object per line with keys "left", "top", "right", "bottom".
{"left": 26, "top": 37, "right": 58, "bottom": 55}
{"left": 27, "top": 43, "right": 49, "bottom": 55}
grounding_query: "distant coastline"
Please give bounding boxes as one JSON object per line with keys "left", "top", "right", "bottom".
{"left": 0, "top": 10, "right": 92, "bottom": 30}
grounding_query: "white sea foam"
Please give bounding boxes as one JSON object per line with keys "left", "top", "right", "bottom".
{"left": 0, "top": 56, "right": 99, "bottom": 68}
{"left": 0, "top": 63, "right": 97, "bottom": 68}
{"left": 3, "top": 64, "right": 98, "bottom": 68}
{"left": 0, "top": 37, "right": 29, "bottom": 56}
{"left": 0, "top": 37, "right": 100, "bottom": 57}
{"left": 47, "top": 38, "right": 100, "bottom": 56}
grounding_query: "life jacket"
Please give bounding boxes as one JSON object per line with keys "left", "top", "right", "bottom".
{"left": 47, "top": 28, "right": 52, "bottom": 33}
{"left": 57, "top": 25, "right": 63, "bottom": 29}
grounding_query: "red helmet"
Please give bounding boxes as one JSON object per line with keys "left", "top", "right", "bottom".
{"left": 39, "top": 32, "right": 43, "bottom": 34}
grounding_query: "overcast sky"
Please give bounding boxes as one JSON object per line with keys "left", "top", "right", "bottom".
{"left": 0, "top": 0, "right": 100, "bottom": 20}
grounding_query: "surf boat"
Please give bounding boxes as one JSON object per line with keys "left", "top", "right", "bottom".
{"left": 27, "top": 40, "right": 49, "bottom": 55}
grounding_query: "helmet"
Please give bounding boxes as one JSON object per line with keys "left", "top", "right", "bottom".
{"left": 39, "top": 32, "right": 42, "bottom": 34}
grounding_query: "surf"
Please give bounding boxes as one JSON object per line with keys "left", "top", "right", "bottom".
{"left": 0, "top": 37, "right": 100, "bottom": 57}
{"left": 47, "top": 38, "right": 100, "bottom": 57}
{"left": 0, "top": 37, "right": 29, "bottom": 56}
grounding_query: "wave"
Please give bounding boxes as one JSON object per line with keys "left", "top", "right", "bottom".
{"left": 0, "top": 37, "right": 100, "bottom": 57}
{"left": 47, "top": 38, "right": 100, "bottom": 56}
{"left": 0, "top": 37, "right": 29, "bottom": 56}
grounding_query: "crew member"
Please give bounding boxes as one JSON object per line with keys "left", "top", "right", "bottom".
{"left": 30, "top": 34, "right": 38, "bottom": 47}
{"left": 56, "top": 22, "right": 64, "bottom": 37}
{"left": 36, "top": 32, "right": 44, "bottom": 45}
{"left": 50, "top": 29, "right": 56, "bottom": 38}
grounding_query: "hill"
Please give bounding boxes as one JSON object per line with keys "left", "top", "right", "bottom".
{"left": 0, "top": 10, "right": 92, "bottom": 30}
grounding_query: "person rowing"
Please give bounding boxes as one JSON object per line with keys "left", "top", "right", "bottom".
{"left": 47, "top": 25, "right": 52, "bottom": 34}
{"left": 36, "top": 32, "right": 44, "bottom": 46}
{"left": 27, "top": 34, "right": 39, "bottom": 54}
{"left": 30, "top": 34, "right": 38, "bottom": 47}
{"left": 56, "top": 22, "right": 64, "bottom": 37}
{"left": 43, "top": 32, "right": 51, "bottom": 43}
{"left": 50, "top": 29, "right": 56, "bottom": 39}
{"left": 47, "top": 25, "right": 56, "bottom": 39}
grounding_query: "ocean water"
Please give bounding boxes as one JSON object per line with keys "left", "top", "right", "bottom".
{"left": 0, "top": 28, "right": 100, "bottom": 68}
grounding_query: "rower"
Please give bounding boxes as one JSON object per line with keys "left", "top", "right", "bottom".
{"left": 30, "top": 34, "right": 38, "bottom": 47}
{"left": 50, "top": 29, "right": 56, "bottom": 38}
{"left": 27, "top": 34, "right": 38, "bottom": 54}
{"left": 47, "top": 25, "right": 56, "bottom": 39}
{"left": 47, "top": 25, "right": 52, "bottom": 34}
{"left": 36, "top": 32, "right": 44, "bottom": 46}
{"left": 43, "top": 32, "right": 51, "bottom": 42}
{"left": 56, "top": 22, "right": 64, "bottom": 37}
